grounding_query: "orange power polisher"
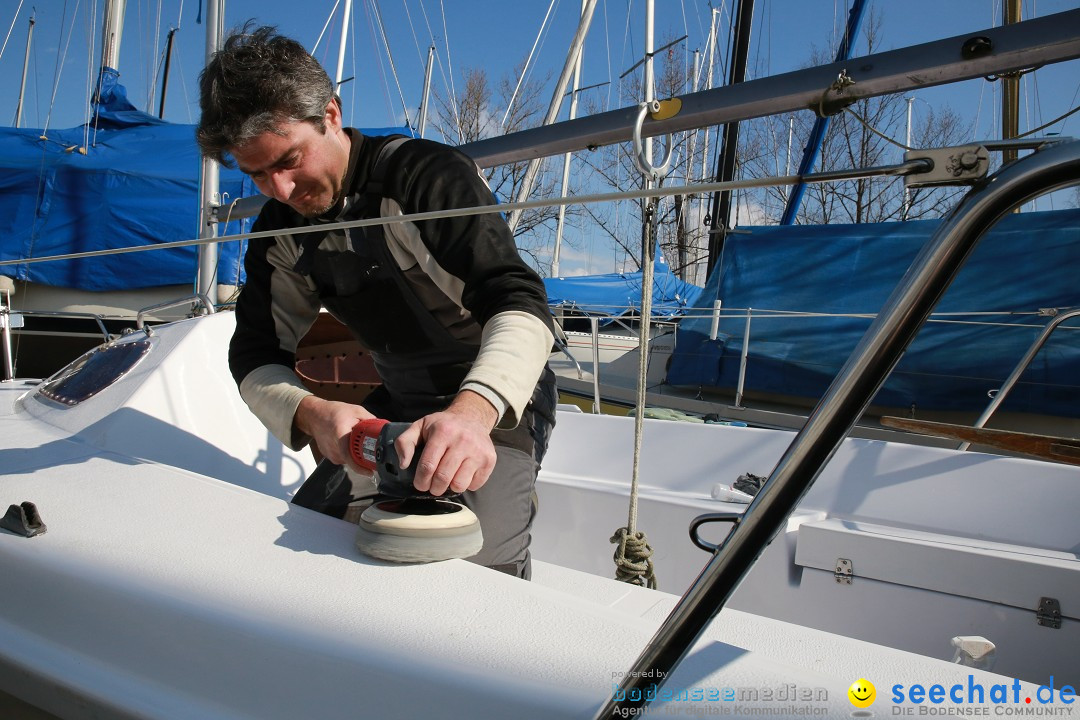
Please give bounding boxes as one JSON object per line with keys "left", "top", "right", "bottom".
{"left": 349, "top": 418, "right": 483, "bottom": 564}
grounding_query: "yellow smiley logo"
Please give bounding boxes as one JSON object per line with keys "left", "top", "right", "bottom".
{"left": 848, "top": 678, "right": 876, "bottom": 708}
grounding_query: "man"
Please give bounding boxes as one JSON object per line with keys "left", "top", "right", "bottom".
{"left": 196, "top": 26, "right": 557, "bottom": 579}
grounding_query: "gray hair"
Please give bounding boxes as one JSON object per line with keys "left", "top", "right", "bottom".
{"left": 196, "top": 24, "right": 336, "bottom": 166}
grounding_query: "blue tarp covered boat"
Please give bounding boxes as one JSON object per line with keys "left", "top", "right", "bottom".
{"left": 0, "top": 71, "right": 406, "bottom": 293}
{"left": 667, "top": 210, "right": 1080, "bottom": 417}
{"left": 544, "top": 258, "right": 703, "bottom": 323}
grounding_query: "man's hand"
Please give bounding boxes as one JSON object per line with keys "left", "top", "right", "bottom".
{"left": 395, "top": 390, "right": 499, "bottom": 496}
{"left": 294, "top": 396, "right": 375, "bottom": 468}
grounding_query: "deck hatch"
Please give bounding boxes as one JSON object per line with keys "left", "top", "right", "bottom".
{"left": 37, "top": 339, "right": 152, "bottom": 406}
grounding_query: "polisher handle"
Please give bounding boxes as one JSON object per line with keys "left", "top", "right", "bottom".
{"left": 349, "top": 418, "right": 419, "bottom": 498}
{"left": 349, "top": 417, "right": 390, "bottom": 472}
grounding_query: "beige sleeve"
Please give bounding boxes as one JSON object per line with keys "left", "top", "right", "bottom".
{"left": 381, "top": 202, "right": 553, "bottom": 428}
{"left": 459, "top": 310, "right": 554, "bottom": 429}
{"left": 238, "top": 364, "right": 313, "bottom": 451}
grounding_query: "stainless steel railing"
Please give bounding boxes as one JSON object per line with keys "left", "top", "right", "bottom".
{"left": 960, "top": 307, "right": 1080, "bottom": 449}
{"left": 1, "top": 292, "right": 112, "bottom": 381}
{"left": 135, "top": 293, "right": 216, "bottom": 329}
{"left": 0, "top": 290, "right": 218, "bottom": 381}
{"left": 555, "top": 302, "right": 1078, "bottom": 427}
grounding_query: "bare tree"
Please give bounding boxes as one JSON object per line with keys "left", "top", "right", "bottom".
{"left": 431, "top": 61, "right": 566, "bottom": 274}
{"left": 741, "top": 10, "right": 971, "bottom": 225}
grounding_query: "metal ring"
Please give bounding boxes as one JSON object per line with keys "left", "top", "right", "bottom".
{"left": 632, "top": 101, "right": 673, "bottom": 181}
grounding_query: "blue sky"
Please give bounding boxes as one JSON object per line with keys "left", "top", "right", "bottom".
{"left": 2, "top": 0, "right": 1079, "bottom": 274}
{"left": 5, "top": 0, "right": 1078, "bottom": 131}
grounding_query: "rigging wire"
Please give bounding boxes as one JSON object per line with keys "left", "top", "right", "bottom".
{"left": 1023, "top": 66, "right": 1032, "bottom": 145}
{"left": 360, "top": 0, "right": 395, "bottom": 122}
{"left": 43, "top": 0, "right": 82, "bottom": 136}
{"left": 717, "top": 0, "right": 731, "bottom": 85}
{"left": 437, "top": 0, "right": 461, "bottom": 142}
{"left": 174, "top": 34, "right": 193, "bottom": 123}
{"left": 679, "top": 0, "right": 689, "bottom": 49}
{"left": 1014, "top": 102, "right": 1080, "bottom": 139}
{"left": 31, "top": 12, "right": 40, "bottom": 127}
{"left": 399, "top": 0, "right": 434, "bottom": 130}
{"left": 23, "top": 0, "right": 84, "bottom": 355}
{"left": 319, "top": 6, "right": 339, "bottom": 68}
{"left": 84, "top": 0, "right": 100, "bottom": 150}
{"left": 312, "top": 0, "right": 343, "bottom": 54}
{"left": 973, "top": 68, "right": 986, "bottom": 141}
{"left": 1029, "top": 49, "right": 1049, "bottom": 209}
{"left": 0, "top": 0, "right": 25, "bottom": 63}
{"left": 370, "top": 0, "right": 413, "bottom": 129}
{"left": 399, "top": 0, "right": 427, "bottom": 67}
{"left": 134, "top": 0, "right": 143, "bottom": 110}
{"left": 146, "top": 45, "right": 169, "bottom": 116}
{"left": 1062, "top": 78, "right": 1080, "bottom": 138}
{"left": 501, "top": 0, "right": 556, "bottom": 130}
{"left": 621, "top": 0, "right": 634, "bottom": 93}
{"left": 756, "top": 0, "right": 770, "bottom": 80}
{"left": 349, "top": 2, "right": 358, "bottom": 122}
{"left": 517, "top": 0, "right": 559, "bottom": 124}
{"left": 146, "top": 0, "right": 163, "bottom": 112}
{"left": 602, "top": 0, "right": 612, "bottom": 111}
{"left": 417, "top": 0, "right": 461, "bottom": 143}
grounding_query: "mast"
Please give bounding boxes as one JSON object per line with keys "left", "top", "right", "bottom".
{"left": 1002, "top": 0, "right": 1021, "bottom": 166}
{"left": 699, "top": 8, "right": 719, "bottom": 187}
{"left": 417, "top": 45, "right": 434, "bottom": 138}
{"left": 197, "top": 0, "right": 223, "bottom": 305}
{"left": 100, "top": 0, "right": 127, "bottom": 70}
{"left": 551, "top": 0, "right": 587, "bottom": 278}
{"left": 705, "top": 0, "right": 755, "bottom": 270}
{"left": 158, "top": 27, "right": 178, "bottom": 119}
{"left": 676, "top": 48, "right": 703, "bottom": 281}
{"left": 506, "top": 0, "right": 598, "bottom": 234}
{"left": 640, "top": 0, "right": 657, "bottom": 264}
{"left": 99, "top": 0, "right": 127, "bottom": 75}
{"left": 779, "top": 0, "right": 868, "bottom": 225}
{"left": 693, "top": 9, "right": 721, "bottom": 287}
{"left": 903, "top": 96, "right": 914, "bottom": 219}
{"left": 90, "top": 0, "right": 127, "bottom": 113}
{"left": 334, "top": 0, "right": 353, "bottom": 91}
{"left": 14, "top": 14, "right": 33, "bottom": 128}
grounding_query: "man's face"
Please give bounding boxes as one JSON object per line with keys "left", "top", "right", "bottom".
{"left": 231, "top": 101, "right": 350, "bottom": 218}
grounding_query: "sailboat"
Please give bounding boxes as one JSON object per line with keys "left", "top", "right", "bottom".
{"left": 537, "top": 2, "right": 1080, "bottom": 445}
{"left": 3, "top": 134, "right": 1078, "bottom": 718}
{"left": 0, "top": 0, "right": 405, "bottom": 381}
{"left": 1, "top": 5, "right": 1079, "bottom": 719}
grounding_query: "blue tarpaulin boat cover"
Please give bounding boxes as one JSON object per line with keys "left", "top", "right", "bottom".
{"left": 666, "top": 210, "right": 1080, "bottom": 417}
{"left": 0, "top": 71, "right": 407, "bottom": 292}
{"left": 545, "top": 258, "right": 703, "bottom": 323}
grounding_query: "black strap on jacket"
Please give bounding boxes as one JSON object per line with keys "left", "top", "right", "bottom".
{"left": 292, "top": 135, "right": 412, "bottom": 277}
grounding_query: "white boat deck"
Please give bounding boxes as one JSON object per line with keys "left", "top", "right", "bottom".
{"left": 533, "top": 409, "right": 1080, "bottom": 685}
{"left": 1, "top": 314, "right": 1077, "bottom": 718}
